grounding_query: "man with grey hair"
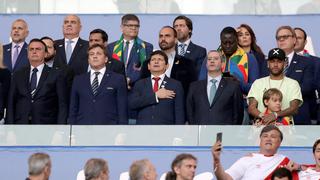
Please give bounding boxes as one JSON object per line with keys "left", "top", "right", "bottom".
{"left": 84, "top": 158, "right": 109, "bottom": 180}
{"left": 129, "top": 159, "right": 157, "bottom": 180}
{"left": 26, "top": 152, "right": 51, "bottom": 180}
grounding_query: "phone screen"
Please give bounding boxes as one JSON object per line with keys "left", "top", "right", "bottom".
{"left": 216, "top": 132, "right": 222, "bottom": 142}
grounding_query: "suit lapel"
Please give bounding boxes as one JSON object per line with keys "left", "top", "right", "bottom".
{"left": 171, "top": 55, "right": 180, "bottom": 78}
{"left": 185, "top": 41, "right": 194, "bottom": 57}
{"left": 4, "top": 44, "right": 13, "bottom": 71}
{"left": 95, "top": 71, "right": 111, "bottom": 96}
{"left": 33, "top": 65, "right": 50, "bottom": 97}
{"left": 69, "top": 38, "right": 84, "bottom": 65}
{"left": 13, "top": 43, "right": 28, "bottom": 71}
{"left": 211, "top": 78, "right": 226, "bottom": 107}
{"left": 24, "top": 67, "right": 31, "bottom": 94}
{"left": 286, "top": 53, "right": 298, "bottom": 76}
{"left": 57, "top": 40, "right": 67, "bottom": 64}
{"left": 201, "top": 80, "right": 211, "bottom": 107}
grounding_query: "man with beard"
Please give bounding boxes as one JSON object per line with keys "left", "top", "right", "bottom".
{"left": 41, "top": 36, "right": 74, "bottom": 92}
{"left": 248, "top": 48, "right": 302, "bottom": 125}
{"left": 173, "top": 15, "right": 207, "bottom": 78}
{"left": 3, "top": 19, "right": 30, "bottom": 73}
{"left": 141, "top": 26, "right": 196, "bottom": 96}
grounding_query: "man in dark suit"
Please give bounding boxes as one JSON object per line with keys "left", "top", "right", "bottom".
{"left": 276, "top": 26, "right": 314, "bottom": 124}
{"left": 68, "top": 44, "right": 128, "bottom": 125}
{"left": 53, "top": 14, "right": 89, "bottom": 76}
{"left": 89, "top": 28, "right": 125, "bottom": 76}
{"left": 141, "top": 26, "right": 197, "bottom": 96}
{"left": 107, "top": 14, "right": 153, "bottom": 89}
{"left": 41, "top": 36, "right": 74, "bottom": 92}
{"left": 6, "top": 39, "right": 69, "bottom": 124}
{"left": 3, "top": 19, "right": 30, "bottom": 73}
{"left": 173, "top": 15, "right": 207, "bottom": 78}
{"left": 187, "top": 50, "right": 243, "bottom": 125}
{"left": 130, "top": 50, "right": 185, "bottom": 124}
{"left": 294, "top": 27, "right": 320, "bottom": 124}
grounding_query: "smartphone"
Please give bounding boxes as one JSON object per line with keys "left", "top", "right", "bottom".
{"left": 222, "top": 72, "right": 231, "bottom": 77}
{"left": 216, "top": 132, "right": 222, "bottom": 142}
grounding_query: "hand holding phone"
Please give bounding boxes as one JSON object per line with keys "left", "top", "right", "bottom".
{"left": 216, "top": 132, "right": 222, "bottom": 142}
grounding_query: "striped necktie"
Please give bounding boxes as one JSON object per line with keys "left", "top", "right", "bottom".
{"left": 92, "top": 72, "right": 100, "bottom": 96}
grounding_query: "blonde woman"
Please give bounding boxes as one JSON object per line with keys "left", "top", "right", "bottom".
{"left": 0, "top": 43, "right": 11, "bottom": 120}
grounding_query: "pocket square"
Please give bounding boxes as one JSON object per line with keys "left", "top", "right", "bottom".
{"left": 106, "top": 87, "right": 114, "bottom": 90}
{"left": 295, "top": 70, "right": 303, "bottom": 72}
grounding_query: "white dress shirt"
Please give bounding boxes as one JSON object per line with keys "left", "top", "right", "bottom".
{"left": 90, "top": 67, "right": 106, "bottom": 86}
{"left": 30, "top": 63, "right": 45, "bottom": 87}
{"left": 165, "top": 51, "right": 176, "bottom": 77}
{"left": 207, "top": 74, "right": 222, "bottom": 99}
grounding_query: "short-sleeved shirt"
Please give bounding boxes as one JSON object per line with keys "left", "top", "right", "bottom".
{"left": 298, "top": 166, "right": 320, "bottom": 180}
{"left": 226, "top": 153, "right": 288, "bottom": 180}
{"left": 247, "top": 76, "right": 303, "bottom": 121}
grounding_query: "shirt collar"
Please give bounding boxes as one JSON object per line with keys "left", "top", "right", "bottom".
{"left": 207, "top": 74, "right": 222, "bottom": 84}
{"left": 12, "top": 42, "right": 24, "bottom": 48}
{"left": 64, "top": 37, "right": 79, "bottom": 44}
{"left": 151, "top": 73, "right": 166, "bottom": 80}
{"left": 90, "top": 66, "right": 106, "bottom": 76}
{"left": 31, "top": 63, "right": 45, "bottom": 72}
{"left": 286, "top": 51, "right": 294, "bottom": 65}
{"left": 178, "top": 39, "right": 191, "bottom": 47}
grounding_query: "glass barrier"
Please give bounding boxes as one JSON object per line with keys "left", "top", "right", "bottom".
{"left": 0, "top": 125, "right": 319, "bottom": 146}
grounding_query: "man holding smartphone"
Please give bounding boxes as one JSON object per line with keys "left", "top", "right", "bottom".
{"left": 212, "top": 125, "right": 300, "bottom": 180}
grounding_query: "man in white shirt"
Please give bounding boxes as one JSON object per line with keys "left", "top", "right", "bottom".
{"left": 212, "top": 125, "right": 299, "bottom": 180}
{"left": 298, "top": 139, "right": 320, "bottom": 180}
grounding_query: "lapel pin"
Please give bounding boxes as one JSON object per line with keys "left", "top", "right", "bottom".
{"left": 293, "top": 61, "right": 297, "bottom": 63}
{"left": 59, "top": 44, "right": 63, "bottom": 47}
{"left": 7, "top": 48, "right": 10, "bottom": 51}
{"left": 186, "top": 51, "right": 190, "bottom": 53}
{"left": 175, "top": 60, "right": 180, "bottom": 64}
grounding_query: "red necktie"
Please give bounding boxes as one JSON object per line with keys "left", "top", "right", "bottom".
{"left": 153, "top": 77, "right": 160, "bottom": 92}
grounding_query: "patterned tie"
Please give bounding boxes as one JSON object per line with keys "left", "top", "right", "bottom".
{"left": 209, "top": 79, "right": 217, "bottom": 105}
{"left": 91, "top": 72, "right": 100, "bottom": 96}
{"left": 283, "top": 60, "right": 289, "bottom": 75}
{"left": 66, "top": 39, "right": 73, "bottom": 64}
{"left": 12, "top": 44, "right": 20, "bottom": 68}
{"left": 30, "top": 68, "right": 38, "bottom": 97}
{"left": 153, "top": 77, "right": 161, "bottom": 92}
{"left": 122, "top": 41, "right": 130, "bottom": 65}
{"left": 178, "top": 43, "right": 186, "bottom": 56}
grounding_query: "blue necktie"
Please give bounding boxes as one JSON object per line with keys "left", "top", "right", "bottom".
{"left": 178, "top": 43, "right": 186, "bottom": 56}
{"left": 209, "top": 79, "right": 217, "bottom": 105}
{"left": 122, "top": 41, "right": 130, "bottom": 65}
{"left": 12, "top": 45, "right": 19, "bottom": 68}
{"left": 66, "top": 40, "right": 73, "bottom": 64}
{"left": 91, "top": 72, "right": 100, "bottom": 96}
{"left": 30, "top": 68, "right": 38, "bottom": 97}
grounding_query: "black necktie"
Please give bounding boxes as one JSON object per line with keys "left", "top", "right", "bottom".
{"left": 30, "top": 68, "right": 38, "bottom": 97}
{"left": 92, "top": 72, "right": 100, "bottom": 96}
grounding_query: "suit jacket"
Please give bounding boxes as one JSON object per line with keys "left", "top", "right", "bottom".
{"left": 130, "top": 76, "right": 185, "bottom": 124}
{"left": 68, "top": 70, "right": 128, "bottom": 125}
{"left": 53, "top": 38, "right": 89, "bottom": 76}
{"left": 286, "top": 53, "right": 314, "bottom": 124}
{"left": 107, "top": 40, "right": 153, "bottom": 86}
{"left": 0, "top": 68, "right": 11, "bottom": 119}
{"left": 177, "top": 41, "right": 207, "bottom": 77}
{"left": 3, "top": 42, "right": 29, "bottom": 73}
{"left": 187, "top": 78, "right": 243, "bottom": 125}
{"left": 141, "top": 54, "right": 197, "bottom": 96}
{"left": 106, "top": 58, "right": 126, "bottom": 77}
{"left": 6, "top": 65, "right": 69, "bottom": 124}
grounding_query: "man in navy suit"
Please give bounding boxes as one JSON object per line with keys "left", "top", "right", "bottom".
{"left": 276, "top": 26, "right": 314, "bottom": 124}
{"left": 3, "top": 19, "right": 30, "bottom": 73}
{"left": 6, "top": 39, "right": 69, "bottom": 124}
{"left": 107, "top": 14, "right": 153, "bottom": 89}
{"left": 294, "top": 27, "right": 320, "bottom": 124}
{"left": 187, "top": 50, "right": 243, "bottom": 125}
{"left": 89, "top": 28, "right": 125, "bottom": 77}
{"left": 54, "top": 14, "right": 89, "bottom": 76}
{"left": 141, "top": 26, "right": 197, "bottom": 96}
{"left": 173, "top": 15, "right": 207, "bottom": 78}
{"left": 130, "top": 50, "right": 185, "bottom": 125}
{"left": 69, "top": 44, "right": 128, "bottom": 125}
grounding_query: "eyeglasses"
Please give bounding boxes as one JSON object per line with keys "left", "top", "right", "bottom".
{"left": 123, "top": 24, "right": 140, "bottom": 28}
{"left": 276, "top": 34, "right": 294, "bottom": 41}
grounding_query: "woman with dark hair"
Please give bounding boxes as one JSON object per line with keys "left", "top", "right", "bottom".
{"left": 237, "top": 24, "right": 268, "bottom": 77}
{"left": 0, "top": 43, "right": 11, "bottom": 121}
{"left": 165, "top": 153, "right": 197, "bottom": 180}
